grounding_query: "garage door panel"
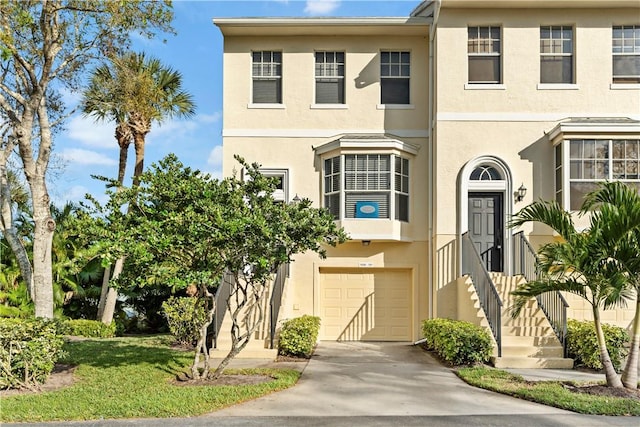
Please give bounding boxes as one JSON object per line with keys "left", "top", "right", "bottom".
{"left": 319, "top": 269, "right": 411, "bottom": 341}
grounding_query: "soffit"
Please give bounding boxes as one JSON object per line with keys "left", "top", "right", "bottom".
{"left": 313, "top": 134, "right": 420, "bottom": 156}
{"left": 214, "top": 17, "right": 431, "bottom": 37}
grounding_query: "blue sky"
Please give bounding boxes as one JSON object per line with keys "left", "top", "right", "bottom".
{"left": 52, "top": 0, "right": 420, "bottom": 205}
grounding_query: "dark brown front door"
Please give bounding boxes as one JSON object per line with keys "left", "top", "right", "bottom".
{"left": 468, "top": 192, "right": 504, "bottom": 272}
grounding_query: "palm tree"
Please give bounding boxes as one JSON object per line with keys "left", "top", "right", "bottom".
{"left": 509, "top": 200, "right": 629, "bottom": 388}
{"left": 582, "top": 181, "right": 640, "bottom": 389}
{"left": 81, "top": 52, "right": 195, "bottom": 324}
{"left": 82, "top": 64, "right": 133, "bottom": 186}
{"left": 113, "top": 52, "right": 195, "bottom": 186}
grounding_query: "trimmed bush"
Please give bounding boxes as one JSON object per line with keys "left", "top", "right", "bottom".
{"left": 566, "top": 319, "right": 629, "bottom": 372}
{"left": 278, "top": 315, "right": 321, "bottom": 358}
{"left": 62, "top": 319, "right": 116, "bottom": 338}
{"left": 161, "top": 296, "right": 208, "bottom": 347}
{"left": 421, "top": 318, "right": 493, "bottom": 366}
{"left": 0, "top": 318, "right": 65, "bottom": 390}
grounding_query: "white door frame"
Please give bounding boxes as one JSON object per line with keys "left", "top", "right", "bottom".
{"left": 459, "top": 155, "right": 514, "bottom": 276}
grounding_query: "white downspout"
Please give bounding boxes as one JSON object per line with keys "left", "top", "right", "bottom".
{"left": 427, "top": 0, "right": 441, "bottom": 320}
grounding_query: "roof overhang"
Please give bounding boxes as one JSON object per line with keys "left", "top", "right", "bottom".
{"left": 547, "top": 117, "right": 640, "bottom": 144}
{"left": 420, "top": 0, "right": 638, "bottom": 8}
{"left": 214, "top": 17, "right": 431, "bottom": 37}
{"left": 313, "top": 134, "right": 420, "bottom": 156}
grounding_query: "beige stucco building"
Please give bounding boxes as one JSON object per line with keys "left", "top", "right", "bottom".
{"left": 215, "top": 0, "right": 640, "bottom": 365}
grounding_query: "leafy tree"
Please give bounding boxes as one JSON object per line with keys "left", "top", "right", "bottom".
{"left": 81, "top": 154, "right": 348, "bottom": 380}
{"left": 0, "top": 0, "right": 174, "bottom": 318}
{"left": 510, "top": 200, "right": 629, "bottom": 388}
{"left": 582, "top": 182, "right": 640, "bottom": 389}
{"left": 81, "top": 51, "right": 195, "bottom": 325}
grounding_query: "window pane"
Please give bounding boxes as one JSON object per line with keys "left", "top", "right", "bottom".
{"left": 469, "top": 56, "right": 501, "bottom": 83}
{"left": 253, "top": 79, "right": 281, "bottom": 103}
{"left": 395, "top": 194, "right": 409, "bottom": 222}
{"left": 316, "top": 79, "right": 344, "bottom": 104}
{"left": 540, "top": 56, "right": 573, "bottom": 83}
{"left": 570, "top": 160, "right": 582, "bottom": 179}
{"left": 570, "top": 182, "right": 599, "bottom": 210}
{"left": 613, "top": 55, "right": 640, "bottom": 83}
{"left": 345, "top": 193, "right": 389, "bottom": 219}
{"left": 381, "top": 78, "right": 410, "bottom": 104}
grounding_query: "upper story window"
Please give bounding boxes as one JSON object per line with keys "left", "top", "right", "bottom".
{"left": 540, "top": 26, "right": 574, "bottom": 84}
{"left": 556, "top": 139, "right": 640, "bottom": 210}
{"left": 380, "top": 51, "right": 410, "bottom": 104}
{"left": 252, "top": 51, "right": 282, "bottom": 104}
{"left": 613, "top": 25, "right": 640, "bottom": 83}
{"left": 315, "top": 52, "right": 345, "bottom": 104}
{"left": 468, "top": 26, "right": 501, "bottom": 84}
{"left": 324, "top": 154, "right": 410, "bottom": 222}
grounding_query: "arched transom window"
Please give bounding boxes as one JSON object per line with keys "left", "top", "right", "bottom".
{"left": 470, "top": 165, "right": 502, "bottom": 181}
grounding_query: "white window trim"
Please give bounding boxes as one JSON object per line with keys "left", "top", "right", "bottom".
{"left": 537, "top": 83, "right": 580, "bottom": 90}
{"left": 610, "top": 83, "right": 640, "bottom": 90}
{"left": 248, "top": 103, "right": 286, "bottom": 109}
{"left": 464, "top": 83, "right": 506, "bottom": 90}
{"left": 380, "top": 50, "right": 411, "bottom": 105}
{"left": 311, "top": 104, "right": 349, "bottom": 109}
{"left": 259, "top": 168, "right": 289, "bottom": 203}
{"left": 467, "top": 26, "right": 502, "bottom": 85}
{"left": 376, "top": 104, "right": 415, "bottom": 110}
{"left": 539, "top": 25, "right": 575, "bottom": 85}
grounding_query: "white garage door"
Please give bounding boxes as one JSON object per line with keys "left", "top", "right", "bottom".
{"left": 319, "top": 268, "right": 412, "bottom": 341}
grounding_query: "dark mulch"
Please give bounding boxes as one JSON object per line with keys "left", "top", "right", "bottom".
{"left": 172, "top": 372, "right": 274, "bottom": 386}
{"left": 0, "top": 364, "right": 77, "bottom": 397}
{"left": 275, "top": 354, "right": 310, "bottom": 362}
{"left": 563, "top": 382, "right": 640, "bottom": 400}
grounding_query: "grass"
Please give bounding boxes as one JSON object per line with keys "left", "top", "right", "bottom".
{"left": 457, "top": 366, "right": 640, "bottom": 416}
{"left": 0, "top": 335, "right": 300, "bottom": 423}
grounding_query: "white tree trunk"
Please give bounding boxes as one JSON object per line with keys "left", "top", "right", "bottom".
{"left": 100, "top": 257, "right": 123, "bottom": 324}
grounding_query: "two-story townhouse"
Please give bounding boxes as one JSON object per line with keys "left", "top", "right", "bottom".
{"left": 215, "top": 0, "right": 640, "bottom": 366}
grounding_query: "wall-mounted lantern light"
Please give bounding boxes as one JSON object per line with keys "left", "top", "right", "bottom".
{"left": 515, "top": 184, "right": 527, "bottom": 202}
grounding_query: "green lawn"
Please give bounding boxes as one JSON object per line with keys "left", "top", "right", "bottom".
{"left": 0, "top": 335, "right": 300, "bottom": 423}
{"left": 457, "top": 366, "right": 640, "bottom": 416}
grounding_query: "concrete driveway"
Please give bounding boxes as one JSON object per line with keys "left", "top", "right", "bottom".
{"left": 211, "top": 341, "right": 570, "bottom": 417}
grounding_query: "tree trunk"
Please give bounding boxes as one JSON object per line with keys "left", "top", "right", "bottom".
{"left": 96, "top": 265, "right": 111, "bottom": 319}
{"left": 191, "top": 289, "right": 215, "bottom": 380}
{"left": 132, "top": 130, "right": 147, "bottom": 187}
{"left": 622, "top": 296, "right": 640, "bottom": 389}
{"left": 0, "top": 150, "right": 33, "bottom": 298}
{"left": 100, "top": 257, "right": 123, "bottom": 325}
{"left": 593, "top": 306, "right": 623, "bottom": 388}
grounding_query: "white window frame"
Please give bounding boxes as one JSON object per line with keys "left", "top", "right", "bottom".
{"left": 323, "top": 153, "right": 410, "bottom": 222}
{"left": 314, "top": 51, "right": 345, "bottom": 105}
{"left": 380, "top": 50, "right": 411, "bottom": 105}
{"left": 259, "top": 168, "right": 289, "bottom": 203}
{"left": 467, "top": 26, "right": 502, "bottom": 84}
{"left": 556, "top": 139, "right": 640, "bottom": 210}
{"left": 251, "top": 51, "right": 282, "bottom": 105}
{"left": 540, "top": 25, "right": 574, "bottom": 84}
{"left": 612, "top": 25, "right": 640, "bottom": 84}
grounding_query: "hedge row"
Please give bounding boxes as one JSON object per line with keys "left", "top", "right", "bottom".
{"left": 161, "top": 296, "right": 208, "bottom": 347}
{"left": 421, "top": 318, "right": 493, "bottom": 366}
{"left": 566, "top": 319, "right": 629, "bottom": 372}
{"left": 0, "top": 318, "right": 65, "bottom": 390}
{"left": 62, "top": 319, "right": 116, "bottom": 338}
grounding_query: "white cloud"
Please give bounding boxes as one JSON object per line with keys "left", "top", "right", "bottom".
{"left": 207, "top": 145, "right": 223, "bottom": 168}
{"left": 198, "top": 112, "right": 222, "bottom": 124}
{"left": 304, "top": 0, "right": 341, "bottom": 15}
{"left": 66, "top": 115, "right": 118, "bottom": 149}
{"left": 60, "top": 148, "right": 117, "bottom": 166}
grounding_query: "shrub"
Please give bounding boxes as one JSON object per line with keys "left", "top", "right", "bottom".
{"left": 566, "top": 319, "right": 629, "bottom": 372}
{"left": 0, "top": 318, "right": 66, "bottom": 390}
{"left": 421, "top": 318, "right": 493, "bottom": 366}
{"left": 62, "top": 319, "right": 116, "bottom": 338}
{"left": 278, "top": 315, "right": 321, "bottom": 358}
{"left": 161, "top": 297, "right": 208, "bottom": 347}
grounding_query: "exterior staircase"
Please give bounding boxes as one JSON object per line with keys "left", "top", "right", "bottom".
{"left": 210, "top": 281, "right": 278, "bottom": 359}
{"left": 471, "top": 273, "right": 573, "bottom": 369}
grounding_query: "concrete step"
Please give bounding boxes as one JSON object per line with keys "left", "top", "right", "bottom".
{"left": 501, "top": 326, "right": 554, "bottom": 336}
{"left": 502, "top": 335, "right": 561, "bottom": 347}
{"left": 210, "top": 347, "right": 277, "bottom": 359}
{"left": 501, "top": 345, "right": 565, "bottom": 358}
{"left": 492, "top": 356, "right": 574, "bottom": 369}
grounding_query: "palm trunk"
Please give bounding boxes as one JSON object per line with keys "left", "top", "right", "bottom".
{"left": 621, "top": 296, "right": 640, "bottom": 389}
{"left": 593, "top": 306, "right": 623, "bottom": 388}
{"left": 132, "top": 131, "right": 146, "bottom": 187}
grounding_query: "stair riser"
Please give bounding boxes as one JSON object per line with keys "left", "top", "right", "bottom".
{"left": 492, "top": 357, "right": 574, "bottom": 369}
{"left": 501, "top": 346, "right": 565, "bottom": 358}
